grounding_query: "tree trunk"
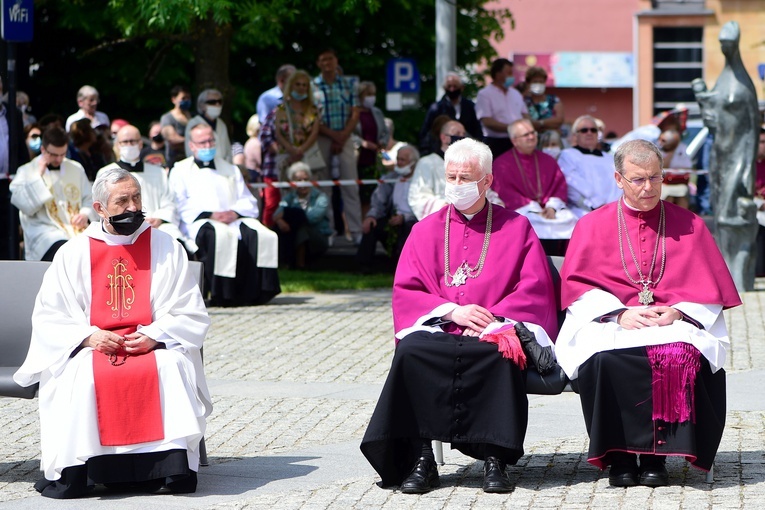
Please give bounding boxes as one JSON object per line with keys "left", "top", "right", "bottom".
{"left": 192, "top": 16, "right": 233, "bottom": 124}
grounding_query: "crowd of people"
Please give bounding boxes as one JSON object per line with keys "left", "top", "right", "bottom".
{"left": 3, "top": 49, "right": 761, "bottom": 500}
{"left": 3, "top": 51, "right": 761, "bottom": 275}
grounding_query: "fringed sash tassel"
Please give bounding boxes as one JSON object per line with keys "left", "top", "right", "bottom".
{"left": 646, "top": 342, "right": 701, "bottom": 424}
{"left": 482, "top": 329, "right": 527, "bottom": 369}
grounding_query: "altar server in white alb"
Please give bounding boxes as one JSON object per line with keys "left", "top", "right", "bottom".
{"left": 10, "top": 126, "right": 93, "bottom": 261}
{"left": 14, "top": 167, "right": 211, "bottom": 498}
{"left": 557, "top": 115, "right": 622, "bottom": 217}
{"left": 98, "top": 124, "right": 188, "bottom": 249}
{"left": 170, "top": 123, "right": 280, "bottom": 306}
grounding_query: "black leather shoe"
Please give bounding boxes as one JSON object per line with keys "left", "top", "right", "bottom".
{"left": 639, "top": 455, "right": 669, "bottom": 487}
{"left": 483, "top": 456, "right": 513, "bottom": 493}
{"left": 608, "top": 452, "right": 639, "bottom": 487}
{"left": 400, "top": 457, "right": 439, "bottom": 494}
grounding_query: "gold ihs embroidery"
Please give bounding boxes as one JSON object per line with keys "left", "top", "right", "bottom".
{"left": 106, "top": 258, "right": 135, "bottom": 319}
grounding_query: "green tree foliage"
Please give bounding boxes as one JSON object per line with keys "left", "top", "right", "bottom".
{"left": 21, "top": 0, "right": 511, "bottom": 142}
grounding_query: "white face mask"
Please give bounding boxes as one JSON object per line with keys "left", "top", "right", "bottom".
{"left": 542, "top": 147, "right": 561, "bottom": 159}
{"left": 445, "top": 176, "right": 485, "bottom": 211}
{"left": 394, "top": 164, "right": 411, "bottom": 176}
{"left": 362, "top": 96, "right": 376, "bottom": 109}
{"left": 120, "top": 144, "right": 141, "bottom": 164}
{"left": 206, "top": 106, "right": 222, "bottom": 120}
{"left": 529, "top": 83, "right": 546, "bottom": 95}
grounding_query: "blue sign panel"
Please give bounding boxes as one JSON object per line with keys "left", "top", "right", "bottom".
{"left": 386, "top": 58, "right": 420, "bottom": 93}
{"left": 2, "top": 0, "right": 33, "bottom": 42}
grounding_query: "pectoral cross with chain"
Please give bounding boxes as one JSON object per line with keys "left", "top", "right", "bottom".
{"left": 638, "top": 282, "right": 654, "bottom": 306}
{"left": 450, "top": 263, "right": 468, "bottom": 287}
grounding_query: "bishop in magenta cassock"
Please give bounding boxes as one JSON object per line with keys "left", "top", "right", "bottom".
{"left": 14, "top": 167, "right": 212, "bottom": 498}
{"left": 492, "top": 119, "right": 577, "bottom": 246}
{"left": 360, "top": 138, "right": 557, "bottom": 494}
{"left": 556, "top": 139, "right": 741, "bottom": 488}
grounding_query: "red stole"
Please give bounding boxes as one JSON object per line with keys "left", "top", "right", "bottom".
{"left": 90, "top": 229, "right": 164, "bottom": 446}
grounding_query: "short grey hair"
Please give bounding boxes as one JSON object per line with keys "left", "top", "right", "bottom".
{"left": 397, "top": 144, "right": 420, "bottom": 164}
{"left": 444, "top": 138, "right": 493, "bottom": 176}
{"left": 197, "top": 88, "right": 222, "bottom": 112}
{"left": 572, "top": 114, "right": 598, "bottom": 133}
{"left": 613, "top": 139, "right": 663, "bottom": 175}
{"left": 276, "top": 64, "right": 296, "bottom": 83}
{"left": 92, "top": 167, "right": 140, "bottom": 205}
{"left": 77, "top": 85, "right": 99, "bottom": 101}
{"left": 287, "top": 161, "right": 311, "bottom": 181}
{"left": 443, "top": 72, "right": 464, "bottom": 86}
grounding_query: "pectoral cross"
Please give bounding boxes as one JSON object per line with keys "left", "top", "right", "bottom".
{"left": 451, "top": 264, "right": 467, "bottom": 287}
{"left": 638, "top": 285, "right": 654, "bottom": 306}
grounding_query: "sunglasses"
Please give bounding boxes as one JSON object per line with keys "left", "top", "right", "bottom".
{"left": 577, "top": 127, "right": 598, "bottom": 134}
{"left": 205, "top": 99, "right": 223, "bottom": 105}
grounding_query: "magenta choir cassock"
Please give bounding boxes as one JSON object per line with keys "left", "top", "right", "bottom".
{"left": 360, "top": 203, "right": 558, "bottom": 487}
{"left": 556, "top": 199, "right": 741, "bottom": 471}
{"left": 491, "top": 148, "right": 577, "bottom": 240}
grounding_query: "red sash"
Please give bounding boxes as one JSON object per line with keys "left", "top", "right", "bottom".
{"left": 90, "top": 229, "right": 164, "bottom": 446}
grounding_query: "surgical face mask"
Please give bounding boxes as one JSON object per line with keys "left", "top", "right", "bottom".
{"left": 108, "top": 210, "right": 145, "bottom": 236}
{"left": 394, "top": 164, "right": 412, "bottom": 176}
{"left": 529, "top": 83, "right": 546, "bottom": 95}
{"left": 28, "top": 137, "right": 41, "bottom": 152}
{"left": 152, "top": 133, "right": 164, "bottom": 143}
{"left": 445, "top": 88, "right": 461, "bottom": 100}
{"left": 445, "top": 176, "right": 486, "bottom": 211}
{"left": 196, "top": 147, "right": 216, "bottom": 162}
{"left": 119, "top": 144, "right": 141, "bottom": 163}
{"left": 291, "top": 91, "right": 308, "bottom": 101}
{"left": 542, "top": 147, "right": 561, "bottom": 159}
{"left": 205, "top": 106, "right": 222, "bottom": 120}
{"left": 449, "top": 135, "right": 466, "bottom": 145}
{"left": 362, "top": 96, "right": 376, "bottom": 108}
{"left": 504, "top": 76, "right": 515, "bottom": 88}
{"left": 179, "top": 99, "right": 192, "bottom": 111}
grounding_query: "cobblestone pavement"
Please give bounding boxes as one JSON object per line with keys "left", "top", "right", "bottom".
{"left": 1, "top": 286, "right": 764, "bottom": 509}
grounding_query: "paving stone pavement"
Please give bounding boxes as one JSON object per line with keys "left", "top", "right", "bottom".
{"left": 1, "top": 285, "right": 764, "bottom": 509}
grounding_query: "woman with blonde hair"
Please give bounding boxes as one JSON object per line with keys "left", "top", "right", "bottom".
{"left": 273, "top": 69, "right": 324, "bottom": 181}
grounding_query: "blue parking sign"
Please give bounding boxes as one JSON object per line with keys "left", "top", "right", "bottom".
{"left": 2, "top": 0, "right": 33, "bottom": 42}
{"left": 386, "top": 58, "right": 420, "bottom": 93}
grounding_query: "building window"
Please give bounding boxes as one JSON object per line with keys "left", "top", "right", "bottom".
{"left": 653, "top": 27, "right": 703, "bottom": 116}
{"left": 652, "top": 0, "right": 705, "bottom": 11}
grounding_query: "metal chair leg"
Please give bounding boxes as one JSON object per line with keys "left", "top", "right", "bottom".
{"left": 433, "top": 440, "right": 444, "bottom": 466}
{"left": 705, "top": 463, "right": 714, "bottom": 483}
{"left": 200, "top": 437, "right": 209, "bottom": 467}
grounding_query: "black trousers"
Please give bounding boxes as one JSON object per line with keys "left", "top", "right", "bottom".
{"left": 361, "top": 331, "right": 528, "bottom": 486}
{"left": 578, "top": 346, "right": 725, "bottom": 471}
{"left": 195, "top": 222, "right": 281, "bottom": 306}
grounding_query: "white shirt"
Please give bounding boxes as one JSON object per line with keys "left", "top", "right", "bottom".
{"left": 65, "top": 109, "right": 110, "bottom": 132}
{"left": 407, "top": 153, "right": 448, "bottom": 220}
{"left": 475, "top": 84, "right": 528, "bottom": 138}
{"left": 557, "top": 148, "right": 622, "bottom": 217}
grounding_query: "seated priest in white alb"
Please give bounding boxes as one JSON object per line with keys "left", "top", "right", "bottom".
{"left": 98, "top": 124, "right": 190, "bottom": 251}
{"left": 14, "top": 167, "right": 211, "bottom": 498}
{"left": 10, "top": 126, "right": 92, "bottom": 261}
{"left": 170, "top": 123, "right": 280, "bottom": 306}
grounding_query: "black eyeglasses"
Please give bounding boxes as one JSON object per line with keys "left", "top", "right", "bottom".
{"left": 205, "top": 99, "right": 223, "bottom": 105}
{"left": 577, "top": 127, "right": 598, "bottom": 134}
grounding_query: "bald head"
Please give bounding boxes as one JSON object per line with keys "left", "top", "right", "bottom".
{"left": 116, "top": 125, "right": 143, "bottom": 148}
{"left": 439, "top": 120, "right": 466, "bottom": 151}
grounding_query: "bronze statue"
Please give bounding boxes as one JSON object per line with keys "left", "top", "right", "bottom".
{"left": 692, "top": 21, "right": 759, "bottom": 291}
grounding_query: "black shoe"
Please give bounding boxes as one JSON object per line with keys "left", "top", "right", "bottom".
{"left": 400, "top": 457, "right": 439, "bottom": 494}
{"left": 608, "top": 452, "right": 639, "bottom": 487}
{"left": 482, "top": 456, "right": 513, "bottom": 493}
{"left": 639, "top": 455, "right": 669, "bottom": 487}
